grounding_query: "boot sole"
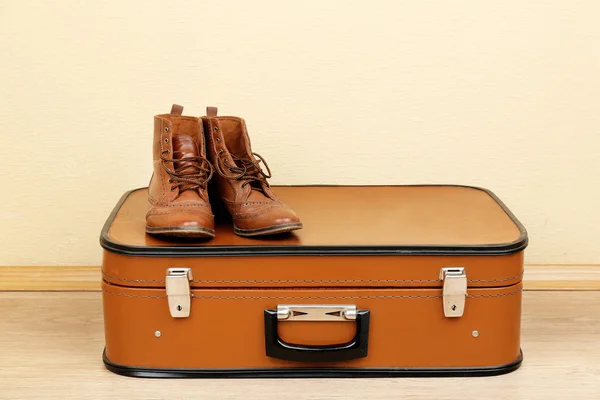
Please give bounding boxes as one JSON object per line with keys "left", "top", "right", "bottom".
{"left": 233, "top": 223, "right": 303, "bottom": 237}
{"left": 145, "top": 226, "right": 215, "bottom": 239}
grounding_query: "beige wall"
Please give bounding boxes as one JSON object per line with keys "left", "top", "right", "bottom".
{"left": 1, "top": 1, "right": 599, "bottom": 266}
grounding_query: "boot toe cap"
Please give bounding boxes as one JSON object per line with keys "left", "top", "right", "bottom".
{"left": 146, "top": 208, "right": 215, "bottom": 238}
{"left": 233, "top": 205, "right": 302, "bottom": 236}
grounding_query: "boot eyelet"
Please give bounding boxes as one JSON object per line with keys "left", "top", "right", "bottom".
{"left": 215, "top": 137, "right": 220, "bottom": 142}
{"left": 164, "top": 127, "right": 169, "bottom": 133}
{"left": 218, "top": 149, "right": 224, "bottom": 154}
{"left": 164, "top": 138, "right": 169, "bottom": 143}
{"left": 214, "top": 127, "right": 219, "bottom": 132}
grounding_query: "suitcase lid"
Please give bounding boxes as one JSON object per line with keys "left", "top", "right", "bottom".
{"left": 100, "top": 185, "right": 527, "bottom": 290}
{"left": 101, "top": 185, "right": 526, "bottom": 256}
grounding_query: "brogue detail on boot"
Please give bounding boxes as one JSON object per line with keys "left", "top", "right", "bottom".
{"left": 146, "top": 105, "right": 215, "bottom": 238}
{"left": 201, "top": 107, "right": 302, "bottom": 236}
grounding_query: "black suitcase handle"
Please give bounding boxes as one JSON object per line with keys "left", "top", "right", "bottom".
{"left": 264, "top": 308, "right": 370, "bottom": 363}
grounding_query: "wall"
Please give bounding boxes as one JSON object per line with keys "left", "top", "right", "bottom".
{"left": 1, "top": 1, "right": 599, "bottom": 266}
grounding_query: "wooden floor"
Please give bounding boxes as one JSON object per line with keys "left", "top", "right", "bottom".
{"left": 1, "top": 291, "right": 599, "bottom": 399}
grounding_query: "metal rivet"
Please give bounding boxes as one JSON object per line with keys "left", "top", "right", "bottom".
{"left": 164, "top": 127, "right": 169, "bottom": 132}
{"left": 177, "top": 305, "right": 182, "bottom": 311}
{"left": 472, "top": 330, "right": 479, "bottom": 338}
{"left": 155, "top": 331, "right": 161, "bottom": 338}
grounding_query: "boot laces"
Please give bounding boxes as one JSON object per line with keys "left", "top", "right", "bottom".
{"left": 216, "top": 152, "right": 272, "bottom": 190}
{"left": 160, "top": 150, "right": 214, "bottom": 194}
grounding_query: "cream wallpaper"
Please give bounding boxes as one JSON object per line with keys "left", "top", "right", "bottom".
{"left": 1, "top": 1, "right": 599, "bottom": 266}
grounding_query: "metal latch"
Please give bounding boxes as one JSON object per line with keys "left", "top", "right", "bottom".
{"left": 277, "top": 305, "right": 357, "bottom": 322}
{"left": 166, "top": 268, "right": 193, "bottom": 318}
{"left": 439, "top": 267, "right": 467, "bottom": 317}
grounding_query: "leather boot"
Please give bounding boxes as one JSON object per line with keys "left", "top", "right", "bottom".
{"left": 201, "top": 107, "right": 302, "bottom": 236}
{"left": 146, "top": 104, "right": 215, "bottom": 238}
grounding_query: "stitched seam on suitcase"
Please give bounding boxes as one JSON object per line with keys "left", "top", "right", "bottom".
{"left": 102, "top": 291, "right": 167, "bottom": 299}
{"left": 102, "top": 272, "right": 164, "bottom": 283}
{"left": 101, "top": 289, "right": 522, "bottom": 299}
{"left": 101, "top": 271, "right": 524, "bottom": 284}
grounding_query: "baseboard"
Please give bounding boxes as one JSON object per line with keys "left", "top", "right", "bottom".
{"left": 0, "top": 266, "right": 100, "bottom": 291}
{"left": 0, "top": 265, "right": 599, "bottom": 291}
{"left": 523, "top": 265, "right": 600, "bottom": 290}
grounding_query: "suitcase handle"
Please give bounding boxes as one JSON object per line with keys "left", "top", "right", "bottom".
{"left": 264, "top": 306, "right": 370, "bottom": 363}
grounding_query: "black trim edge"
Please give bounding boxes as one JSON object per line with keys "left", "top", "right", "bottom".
{"left": 100, "top": 185, "right": 528, "bottom": 258}
{"left": 102, "top": 348, "right": 523, "bottom": 378}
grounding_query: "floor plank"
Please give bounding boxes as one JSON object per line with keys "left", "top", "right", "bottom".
{"left": 0, "top": 291, "right": 599, "bottom": 399}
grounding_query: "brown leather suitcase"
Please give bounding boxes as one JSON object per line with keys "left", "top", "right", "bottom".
{"left": 100, "top": 185, "right": 528, "bottom": 378}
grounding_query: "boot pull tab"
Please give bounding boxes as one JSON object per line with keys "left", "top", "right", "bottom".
{"left": 171, "top": 104, "right": 184, "bottom": 116}
{"left": 206, "top": 106, "right": 218, "bottom": 117}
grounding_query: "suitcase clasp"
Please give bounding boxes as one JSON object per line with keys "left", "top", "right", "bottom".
{"left": 166, "top": 268, "right": 193, "bottom": 318}
{"left": 439, "top": 267, "right": 467, "bottom": 318}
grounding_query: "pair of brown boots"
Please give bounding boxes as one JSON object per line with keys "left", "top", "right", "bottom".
{"left": 145, "top": 104, "right": 302, "bottom": 239}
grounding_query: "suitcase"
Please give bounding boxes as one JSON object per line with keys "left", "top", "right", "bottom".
{"left": 100, "top": 185, "right": 528, "bottom": 378}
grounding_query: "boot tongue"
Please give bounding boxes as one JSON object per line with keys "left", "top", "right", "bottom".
{"left": 171, "top": 135, "right": 202, "bottom": 197}
{"left": 239, "top": 159, "right": 273, "bottom": 201}
{"left": 172, "top": 135, "right": 199, "bottom": 168}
